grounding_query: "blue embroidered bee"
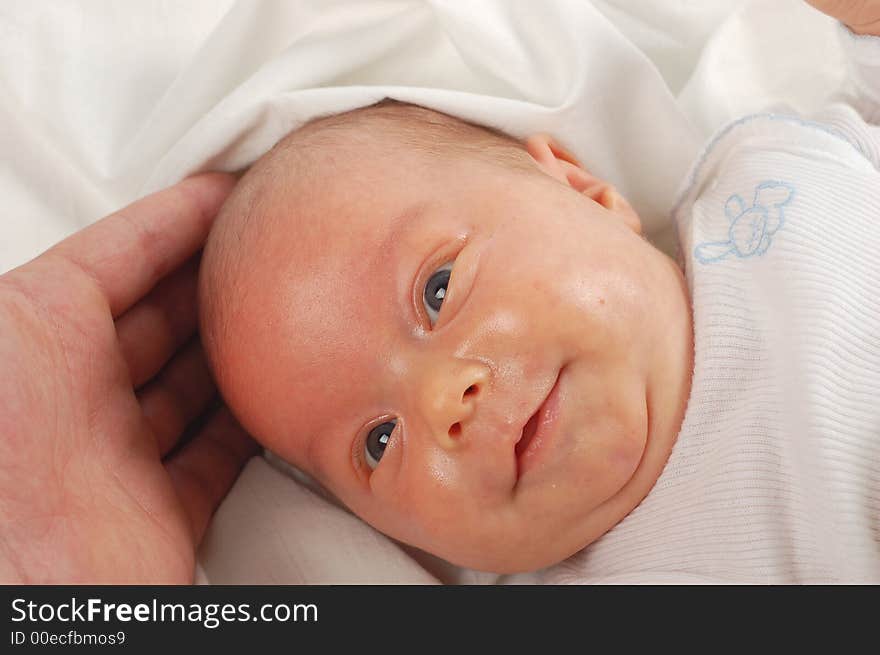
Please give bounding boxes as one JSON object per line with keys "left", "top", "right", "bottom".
{"left": 694, "top": 180, "right": 795, "bottom": 264}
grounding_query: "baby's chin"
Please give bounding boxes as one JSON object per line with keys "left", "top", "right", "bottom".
{"left": 407, "top": 504, "right": 617, "bottom": 575}
{"left": 450, "top": 461, "right": 656, "bottom": 573}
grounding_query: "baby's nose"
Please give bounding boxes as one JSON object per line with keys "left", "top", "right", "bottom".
{"left": 417, "top": 360, "right": 489, "bottom": 448}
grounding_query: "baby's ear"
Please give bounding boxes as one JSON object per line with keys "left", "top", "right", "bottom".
{"left": 525, "top": 134, "right": 641, "bottom": 235}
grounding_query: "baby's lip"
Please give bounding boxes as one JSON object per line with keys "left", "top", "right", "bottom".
{"left": 514, "top": 367, "right": 563, "bottom": 479}
{"left": 515, "top": 407, "right": 541, "bottom": 458}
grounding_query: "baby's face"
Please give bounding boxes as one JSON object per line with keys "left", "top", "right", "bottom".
{"left": 222, "top": 137, "right": 691, "bottom": 572}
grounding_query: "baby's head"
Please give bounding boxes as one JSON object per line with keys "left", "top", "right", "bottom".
{"left": 199, "top": 100, "right": 693, "bottom": 573}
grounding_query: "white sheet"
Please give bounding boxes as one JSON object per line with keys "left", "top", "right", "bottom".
{"left": 0, "top": 0, "right": 846, "bottom": 584}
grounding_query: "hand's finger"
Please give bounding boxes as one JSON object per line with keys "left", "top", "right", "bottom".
{"left": 165, "top": 406, "right": 259, "bottom": 545}
{"left": 49, "top": 173, "right": 235, "bottom": 318}
{"left": 138, "top": 338, "right": 216, "bottom": 457}
{"left": 116, "top": 256, "right": 200, "bottom": 388}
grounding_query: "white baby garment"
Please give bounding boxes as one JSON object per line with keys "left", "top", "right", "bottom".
{"left": 542, "top": 24, "right": 880, "bottom": 584}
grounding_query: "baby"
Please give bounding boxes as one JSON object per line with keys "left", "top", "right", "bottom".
{"left": 199, "top": 7, "right": 880, "bottom": 581}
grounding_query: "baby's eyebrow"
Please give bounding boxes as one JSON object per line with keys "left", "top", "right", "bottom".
{"left": 374, "top": 203, "right": 429, "bottom": 264}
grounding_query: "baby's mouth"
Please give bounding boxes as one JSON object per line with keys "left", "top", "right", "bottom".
{"left": 513, "top": 367, "right": 565, "bottom": 481}
{"left": 516, "top": 410, "right": 540, "bottom": 458}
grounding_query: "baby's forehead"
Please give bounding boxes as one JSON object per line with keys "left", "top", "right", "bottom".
{"left": 254, "top": 152, "right": 458, "bottom": 261}
{"left": 247, "top": 180, "right": 417, "bottom": 308}
{"left": 239, "top": 132, "right": 526, "bottom": 320}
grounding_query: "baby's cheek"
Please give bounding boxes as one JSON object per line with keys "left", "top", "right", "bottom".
{"left": 390, "top": 456, "right": 501, "bottom": 542}
{"left": 378, "top": 455, "right": 460, "bottom": 529}
{"left": 606, "top": 425, "right": 647, "bottom": 483}
{"left": 574, "top": 411, "right": 647, "bottom": 505}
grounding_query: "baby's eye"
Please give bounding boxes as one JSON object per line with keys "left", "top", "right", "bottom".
{"left": 423, "top": 262, "right": 453, "bottom": 326}
{"left": 365, "top": 420, "right": 397, "bottom": 470}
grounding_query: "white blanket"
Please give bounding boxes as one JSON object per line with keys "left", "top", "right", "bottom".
{"left": 0, "top": 0, "right": 847, "bottom": 584}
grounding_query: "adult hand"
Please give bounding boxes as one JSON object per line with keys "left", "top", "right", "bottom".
{"left": 0, "top": 173, "right": 258, "bottom": 583}
{"left": 805, "top": 0, "right": 880, "bottom": 35}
